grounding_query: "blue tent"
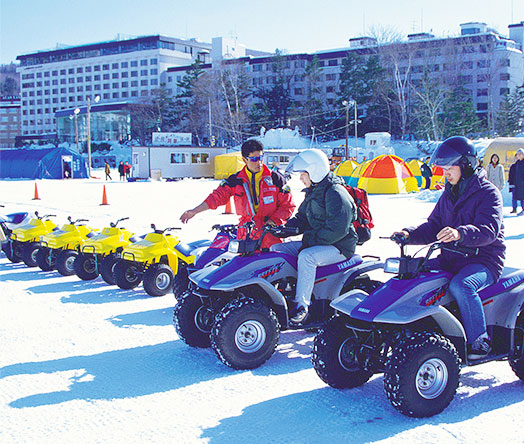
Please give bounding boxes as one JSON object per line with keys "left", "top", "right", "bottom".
{"left": 0, "top": 147, "right": 88, "bottom": 179}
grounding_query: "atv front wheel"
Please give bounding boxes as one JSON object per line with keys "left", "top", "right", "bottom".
{"left": 173, "top": 263, "right": 189, "bottom": 299}
{"left": 22, "top": 242, "right": 40, "bottom": 267}
{"left": 312, "top": 316, "right": 373, "bottom": 388}
{"left": 384, "top": 331, "right": 461, "bottom": 418}
{"left": 56, "top": 250, "right": 78, "bottom": 276}
{"left": 143, "top": 263, "right": 174, "bottom": 297}
{"left": 100, "top": 253, "right": 118, "bottom": 285}
{"left": 173, "top": 292, "right": 214, "bottom": 348}
{"left": 36, "top": 247, "right": 56, "bottom": 271}
{"left": 113, "top": 259, "right": 142, "bottom": 289}
{"left": 211, "top": 296, "right": 280, "bottom": 370}
{"left": 509, "top": 311, "right": 524, "bottom": 380}
{"left": 4, "top": 240, "right": 22, "bottom": 263}
{"left": 74, "top": 253, "right": 99, "bottom": 280}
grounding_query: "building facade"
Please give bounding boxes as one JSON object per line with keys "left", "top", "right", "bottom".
{"left": 16, "top": 35, "right": 213, "bottom": 137}
{"left": 0, "top": 96, "right": 21, "bottom": 148}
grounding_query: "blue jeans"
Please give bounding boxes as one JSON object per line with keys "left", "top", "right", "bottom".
{"left": 512, "top": 197, "right": 523, "bottom": 211}
{"left": 448, "top": 263, "right": 494, "bottom": 344}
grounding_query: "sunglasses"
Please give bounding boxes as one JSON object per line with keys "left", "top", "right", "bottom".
{"left": 246, "top": 155, "right": 263, "bottom": 162}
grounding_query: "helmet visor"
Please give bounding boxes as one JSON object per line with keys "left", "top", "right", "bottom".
{"left": 429, "top": 143, "right": 464, "bottom": 167}
{"left": 285, "top": 156, "right": 307, "bottom": 175}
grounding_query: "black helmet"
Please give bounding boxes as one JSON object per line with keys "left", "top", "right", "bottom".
{"left": 430, "top": 136, "right": 477, "bottom": 176}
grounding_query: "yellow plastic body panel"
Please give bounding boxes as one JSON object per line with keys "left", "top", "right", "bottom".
{"left": 81, "top": 227, "right": 134, "bottom": 256}
{"left": 40, "top": 224, "right": 95, "bottom": 250}
{"left": 11, "top": 219, "right": 57, "bottom": 243}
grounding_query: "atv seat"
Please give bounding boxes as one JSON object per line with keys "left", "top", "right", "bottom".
{"left": 5, "top": 212, "right": 30, "bottom": 224}
{"left": 479, "top": 267, "right": 524, "bottom": 301}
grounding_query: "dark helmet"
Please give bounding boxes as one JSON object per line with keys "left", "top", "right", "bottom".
{"left": 430, "top": 136, "right": 478, "bottom": 177}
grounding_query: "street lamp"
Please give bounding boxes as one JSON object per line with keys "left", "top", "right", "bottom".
{"left": 348, "top": 100, "right": 361, "bottom": 160}
{"left": 72, "top": 108, "right": 80, "bottom": 153}
{"left": 342, "top": 100, "right": 350, "bottom": 160}
{"left": 86, "top": 95, "right": 100, "bottom": 178}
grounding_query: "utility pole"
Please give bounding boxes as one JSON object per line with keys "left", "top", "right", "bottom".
{"left": 354, "top": 101, "right": 358, "bottom": 159}
{"left": 208, "top": 99, "right": 213, "bottom": 146}
{"left": 343, "top": 100, "right": 350, "bottom": 160}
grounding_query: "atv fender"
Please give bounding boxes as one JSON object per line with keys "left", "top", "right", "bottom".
{"left": 332, "top": 290, "right": 466, "bottom": 339}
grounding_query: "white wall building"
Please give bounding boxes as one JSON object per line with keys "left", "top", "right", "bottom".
{"left": 16, "top": 35, "right": 212, "bottom": 137}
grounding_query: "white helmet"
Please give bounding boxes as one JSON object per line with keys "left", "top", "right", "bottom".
{"left": 286, "top": 149, "right": 330, "bottom": 183}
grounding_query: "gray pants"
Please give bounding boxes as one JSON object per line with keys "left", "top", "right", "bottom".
{"left": 270, "top": 241, "right": 346, "bottom": 308}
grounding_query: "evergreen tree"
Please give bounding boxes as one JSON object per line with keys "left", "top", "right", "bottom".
{"left": 301, "top": 55, "right": 328, "bottom": 136}
{"left": 440, "top": 86, "right": 479, "bottom": 138}
{"left": 495, "top": 85, "right": 524, "bottom": 136}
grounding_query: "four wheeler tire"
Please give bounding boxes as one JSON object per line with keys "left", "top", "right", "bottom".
{"left": 172, "top": 263, "right": 189, "bottom": 299}
{"left": 384, "top": 331, "right": 461, "bottom": 418}
{"left": 143, "top": 263, "right": 174, "bottom": 297}
{"left": 35, "top": 247, "right": 56, "bottom": 271}
{"left": 312, "top": 315, "right": 373, "bottom": 389}
{"left": 100, "top": 253, "right": 118, "bottom": 285}
{"left": 509, "top": 311, "right": 524, "bottom": 380}
{"left": 113, "top": 259, "right": 142, "bottom": 289}
{"left": 210, "top": 296, "right": 280, "bottom": 370}
{"left": 56, "top": 250, "right": 78, "bottom": 276}
{"left": 74, "top": 253, "right": 99, "bottom": 280}
{"left": 173, "top": 292, "right": 214, "bottom": 348}
{"left": 22, "top": 242, "right": 40, "bottom": 267}
{"left": 4, "top": 240, "right": 22, "bottom": 263}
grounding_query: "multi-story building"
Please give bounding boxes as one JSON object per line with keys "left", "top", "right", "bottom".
{"left": 16, "top": 35, "right": 214, "bottom": 137}
{"left": 169, "top": 21, "right": 524, "bottom": 136}
{"left": 0, "top": 96, "right": 21, "bottom": 148}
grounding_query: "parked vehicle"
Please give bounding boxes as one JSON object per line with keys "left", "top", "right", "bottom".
{"left": 0, "top": 206, "right": 33, "bottom": 252}
{"left": 311, "top": 235, "right": 524, "bottom": 417}
{"left": 174, "top": 222, "right": 383, "bottom": 370}
{"left": 6, "top": 211, "right": 57, "bottom": 267}
{"left": 74, "top": 217, "right": 135, "bottom": 283}
{"left": 36, "top": 216, "right": 96, "bottom": 274}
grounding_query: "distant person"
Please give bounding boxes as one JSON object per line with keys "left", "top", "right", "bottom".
{"left": 420, "top": 156, "right": 433, "bottom": 189}
{"left": 63, "top": 162, "right": 72, "bottom": 179}
{"left": 124, "top": 161, "right": 132, "bottom": 179}
{"left": 508, "top": 148, "right": 524, "bottom": 215}
{"left": 118, "top": 161, "right": 125, "bottom": 181}
{"left": 486, "top": 153, "right": 505, "bottom": 192}
{"left": 104, "top": 161, "right": 112, "bottom": 181}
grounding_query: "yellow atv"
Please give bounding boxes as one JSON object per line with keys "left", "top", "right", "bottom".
{"left": 113, "top": 224, "right": 207, "bottom": 297}
{"left": 74, "top": 217, "right": 136, "bottom": 283}
{"left": 36, "top": 217, "right": 96, "bottom": 275}
{"left": 8, "top": 211, "right": 57, "bottom": 267}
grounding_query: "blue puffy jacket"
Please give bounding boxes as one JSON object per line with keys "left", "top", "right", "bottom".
{"left": 405, "top": 169, "right": 505, "bottom": 281}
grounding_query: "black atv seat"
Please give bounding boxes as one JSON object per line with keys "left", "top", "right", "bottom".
{"left": 129, "top": 235, "right": 144, "bottom": 243}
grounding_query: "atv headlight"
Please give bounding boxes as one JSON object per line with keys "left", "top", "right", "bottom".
{"left": 384, "top": 258, "right": 400, "bottom": 274}
{"left": 228, "top": 240, "right": 239, "bottom": 253}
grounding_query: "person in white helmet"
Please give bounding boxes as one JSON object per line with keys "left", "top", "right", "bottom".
{"left": 271, "top": 149, "right": 358, "bottom": 324}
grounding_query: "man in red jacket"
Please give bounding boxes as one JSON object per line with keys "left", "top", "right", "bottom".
{"left": 180, "top": 139, "right": 295, "bottom": 249}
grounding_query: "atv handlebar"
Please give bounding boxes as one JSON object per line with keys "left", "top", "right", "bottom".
{"left": 68, "top": 216, "right": 89, "bottom": 225}
{"left": 150, "top": 223, "right": 181, "bottom": 233}
{"left": 211, "top": 224, "right": 237, "bottom": 234}
{"left": 111, "top": 217, "right": 129, "bottom": 228}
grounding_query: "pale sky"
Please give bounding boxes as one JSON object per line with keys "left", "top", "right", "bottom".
{"left": 1, "top": 0, "right": 523, "bottom": 64}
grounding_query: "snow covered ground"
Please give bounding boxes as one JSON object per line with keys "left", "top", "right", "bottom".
{"left": 1, "top": 174, "right": 523, "bottom": 444}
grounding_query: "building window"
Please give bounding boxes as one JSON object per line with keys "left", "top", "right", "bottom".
{"left": 103, "top": 73, "right": 110, "bottom": 80}
{"left": 131, "top": 90, "right": 138, "bottom": 97}
{"left": 121, "top": 72, "right": 128, "bottom": 78}
{"left": 76, "top": 67, "right": 83, "bottom": 73}
{"left": 150, "top": 79, "right": 158, "bottom": 85}
{"left": 500, "top": 87, "right": 510, "bottom": 95}
{"left": 141, "top": 69, "right": 148, "bottom": 76}
{"left": 131, "top": 71, "right": 138, "bottom": 77}
{"left": 500, "top": 73, "right": 510, "bottom": 81}
{"left": 103, "top": 93, "right": 110, "bottom": 99}
{"left": 122, "top": 91, "right": 128, "bottom": 98}
{"left": 477, "top": 60, "right": 490, "bottom": 68}
{"left": 294, "top": 88, "right": 303, "bottom": 95}
{"left": 131, "top": 80, "right": 138, "bottom": 87}
{"left": 102, "top": 64, "right": 109, "bottom": 70}
{"left": 328, "top": 59, "right": 338, "bottom": 66}
{"left": 103, "top": 84, "right": 110, "bottom": 89}
{"left": 112, "top": 92, "right": 119, "bottom": 98}
{"left": 94, "top": 65, "right": 100, "bottom": 71}
{"left": 326, "top": 86, "right": 335, "bottom": 93}
{"left": 112, "top": 63, "right": 119, "bottom": 69}
{"left": 477, "top": 88, "right": 488, "bottom": 97}
{"left": 85, "top": 66, "right": 92, "bottom": 72}
{"left": 192, "top": 153, "right": 209, "bottom": 164}
{"left": 171, "top": 152, "right": 188, "bottom": 164}
{"left": 69, "top": 87, "right": 75, "bottom": 92}
{"left": 130, "top": 61, "right": 138, "bottom": 67}
{"left": 121, "top": 81, "right": 128, "bottom": 87}
{"left": 85, "top": 85, "right": 92, "bottom": 91}
{"left": 68, "top": 68, "right": 74, "bottom": 74}
{"left": 85, "top": 75, "right": 91, "bottom": 81}
{"left": 112, "top": 82, "right": 119, "bottom": 88}
{"left": 141, "top": 90, "right": 149, "bottom": 96}
{"left": 77, "top": 95, "right": 83, "bottom": 101}
{"left": 140, "top": 59, "right": 148, "bottom": 66}
{"left": 112, "top": 73, "right": 119, "bottom": 79}
{"left": 150, "top": 58, "right": 157, "bottom": 65}
{"left": 150, "top": 68, "right": 158, "bottom": 75}
{"left": 477, "top": 102, "right": 488, "bottom": 111}
{"left": 121, "top": 62, "right": 128, "bottom": 68}
{"left": 94, "top": 75, "right": 101, "bottom": 81}
{"left": 77, "top": 77, "right": 83, "bottom": 82}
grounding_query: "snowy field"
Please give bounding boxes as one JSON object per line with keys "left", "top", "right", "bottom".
{"left": 1, "top": 174, "right": 523, "bottom": 444}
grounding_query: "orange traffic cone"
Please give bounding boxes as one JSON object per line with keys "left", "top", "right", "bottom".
{"left": 100, "top": 185, "right": 109, "bottom": 205}
{"left": 223, "top": 198, "right": 234, "bottom": 214}
{"left": 32, "top": 183, "right": 40, "bottom": 200}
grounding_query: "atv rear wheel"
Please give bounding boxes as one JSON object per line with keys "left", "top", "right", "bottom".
{"left": 384, "top": 331, "right": 461, "bottom": 418}
{"left": 173, "top": 263, "right": 189, "bottom": 299}
{"left": 312, "top": 315, "right": 373, "bottom": 388}
{"left": 509, "top": 311, "right": 524, "bottom": 380}
{"left": 22, "top": 242, "right": 40, "bottom": 267}
{"left": 36, "top": 247, "right": 56, "bottom": 271}
{"left": 211, "top": 296, "right": 280, "bottom": 370}
{"left": 4, "top": 240, "right": 22, "bottom": 263}
{"left": 143, "top": 263, "right": 174, "bottom": 296}
{"left": 173, "top": 292, "right": 214, "bottom": 348}
{"left": 113, "top": 259, "right": 142, "bottom": 289}
{"left": 100, "top": 253, "right": 118, "bottom": 285}
{"left": 74, "top": 253, "right": 99, "bottom": 280}
{"left": 56, "top": 250, "right": 78, "bottom": 276}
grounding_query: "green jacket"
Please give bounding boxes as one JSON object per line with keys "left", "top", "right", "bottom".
{"left": 287, "top": 173, "right": 358, "bottom": 258}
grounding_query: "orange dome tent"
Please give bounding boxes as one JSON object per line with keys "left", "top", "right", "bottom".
{"left": 357, "top": 155, "right": 419, "bottom": 194}
{"left": 430, "top": 165, "right": 445, "bottom": 189}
